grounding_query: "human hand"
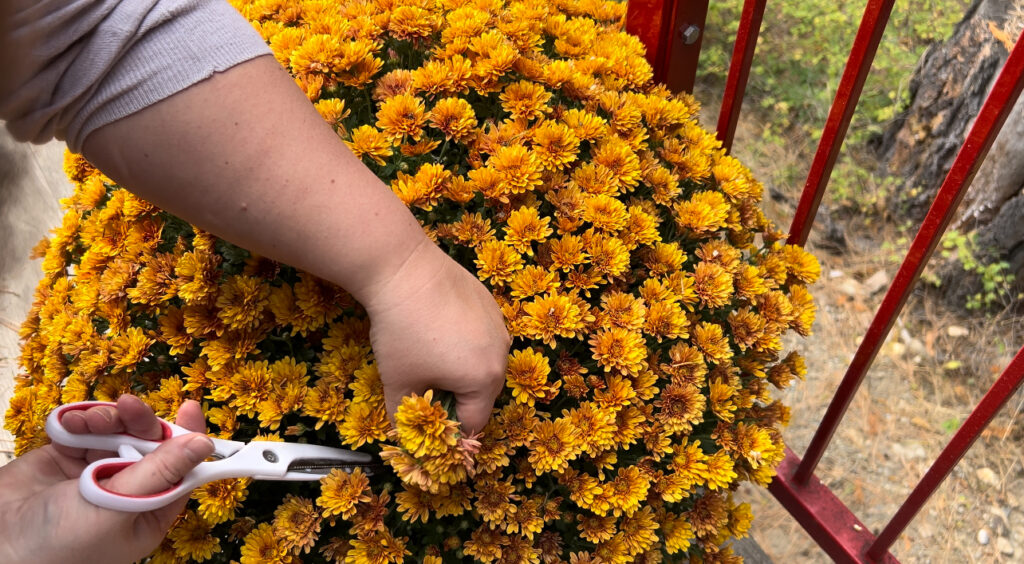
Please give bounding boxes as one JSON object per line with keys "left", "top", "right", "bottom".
{"left": 361, "top": 238, "right": 512, "bottom": 436}
{"left": 0, "top": 395, "right": 214, "bottom": 564}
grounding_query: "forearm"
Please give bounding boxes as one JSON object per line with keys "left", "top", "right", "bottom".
{"left": 82, "top": 55, "right": 430, "bottom": 304}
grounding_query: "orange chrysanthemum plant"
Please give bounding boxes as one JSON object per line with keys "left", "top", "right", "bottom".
{"left": 7, "top": 0, "right": 821, "bottom": 562}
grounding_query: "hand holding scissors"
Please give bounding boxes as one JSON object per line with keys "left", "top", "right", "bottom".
{"left": 0, "top": 396, "right": 216, "bottom": 564}
{"left": 46, "top": 400, "right": 383, "bottom": 512}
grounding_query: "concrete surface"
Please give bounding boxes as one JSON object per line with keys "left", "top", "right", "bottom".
{"left": 0, "top": 126, "right": 69, "bottom": 464}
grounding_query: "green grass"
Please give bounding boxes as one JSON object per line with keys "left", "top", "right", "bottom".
{"left": 696, "top": 0, "right": 970, "bottom": 210}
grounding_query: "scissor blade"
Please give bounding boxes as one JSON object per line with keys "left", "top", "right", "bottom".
{"left": 286, "top": 458, "right": 389, "bottom": 476}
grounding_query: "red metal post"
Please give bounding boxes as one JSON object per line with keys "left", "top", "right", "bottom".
{"left": 625, "top": 0, "right": 675, "bottom": 81}
{"left": 625, "top": 0, "right": 709, "bottom": 93}
{"left": 769, "top": 448, "right": 900, "bottom": 563}
{"left": 868, "top": 344, "right": 1024, "bottom": 558}
{"left": 787, "top": 0, "right": 896, "bottom": 247}
{"left": 793, "top": 28, "right": 1024, "bottom": 485}
{"left": 715, "top": 0, "right": 767, "bottom": 151}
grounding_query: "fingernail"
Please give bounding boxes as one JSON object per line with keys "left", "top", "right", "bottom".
{"left": 185, "top": 435, "right": 214, "bottom": 463}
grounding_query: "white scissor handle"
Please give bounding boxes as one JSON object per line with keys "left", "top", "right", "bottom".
{"left": 77, "top": 441, "right": 334, "bottom": 512}
{"left": 45, "top": 401, "right": 188, "bottom": 454}
{"left": 78, "top": 455, "right": 202, "bottom": 512}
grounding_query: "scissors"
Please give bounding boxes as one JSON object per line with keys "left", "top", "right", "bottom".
{"left": 46, "top": 401, "right": 385, "bottom": 512}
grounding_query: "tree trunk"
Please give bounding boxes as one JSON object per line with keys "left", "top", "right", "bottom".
{"left": 875, "top": 0, "right": 1024, "bottom": 310}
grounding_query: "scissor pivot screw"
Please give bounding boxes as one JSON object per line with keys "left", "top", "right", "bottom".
{"left": 263, "top": 450, "right": 279, "bottom": 463}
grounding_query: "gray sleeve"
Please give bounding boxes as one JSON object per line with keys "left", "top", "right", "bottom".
{"left": 0, "top": 0, "right": 271, "bottom": 153}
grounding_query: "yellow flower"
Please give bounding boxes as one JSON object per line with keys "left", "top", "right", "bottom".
{"left": 488, "top": 144, "right": 544, "bottom": 198}
{"left": 192, "top": 477, "right": 250, "bottom": 525}
{"left": 273, "top": 495, "right": 322, "bottom": 554}
{"left": 317, "top": 467, "right": 371, "bottom": 520}
{"left": 693, "top": 261, "right": 734, "bottom": 309}
{"left": 314, "top": 97, "right": 350, "bottom": 131}
{"left": 174, "top": 248, "right": 220, "bottom": 305}
{"left": 428, "top": 96, "right": 477, "bottom": 141}
{"left": 693, "top": 321, "right": 733, "bottom": 364}
{"left": 475, "top": 239, "right": 524, "bottom": 285}
{"left": 700, "top": 450, "right": 738, "bottom": 491}
{"left": 376, "top": 93, "right": 427, "bottom": 142}
{"left": 674, "top": 190, "right": 731, "bottom": 235}
{"left": 389, "top": 5, "right": 439, "bottom": 41}
{"left": 215, "top": 275, "right": 270, "bottom": 331}
{"left": 441, "top": 212, "right": 494, "bottom": 248}
{"left": 601, "top": 465, "right": 650, "bottom": 517}
{"left": 346, "top": 529, "right": 410, "bottom": 564}
{"left": 505, "top": 348, "right": 557, "bottom": 406}
{"left": 504, "top": 205, "right": 553, "bottom": 253}
{"left": 391, "top": 162, "right": 451, "bottom": 211}
{"left": 109, "top": 326, "right": 153, "bottom": 372}
{"left": 788, "top": 283, "right": 817, "bottom": 336}
{"left": 158, "top": 307, "right": 192, "bottom": 355}
{"left": 346, "top": 124, "right": 394, "bottom": 165}
{"left": 618, "top": 505, "right": 658, "bottom": 555}
{"left": 394, "top": 390, "right": 459, "bottom": 458}
{"left": 660, "top": 512, "right": 695, "bottom": 554}
{"left": 531, "top": 120, "right": 580, "bottom": 170}
{"left": 655, "top": 381, "right": 705, "bottom": 434}
{"left": 339, "top": 400, "right": 390, "bottom": 448}
{"left": 583, "top": 232, "right": 630, "bottom": 279}
{"left": 521, "top": 291, "right": 591, "bottom": 345}
{"left": 597, "top": 290, "right": 645, "bottom": 331}
{"left": 463, "top": 525, "right": 507, "bottom": 564}
{"left": 412, "top": 56, "right": 453, "bottom": 96}
{"left": 563, "top": 401, "right": 617, "bottom": 455}
{"left": 168, "top": 510, "right": 220, "bottom": 562}
{"left": 498, "top": 402, "right": 539, "bottom": 448}
{"left": 239, "top": 523, "right": 293, "bottom": 564}
{"left": 546, "top": 234, "right": 587, "bottom": 271}
{"left": 227, "top": 360, "right": 273, "bottom": 417}
{"left": 591, "top": 138, "right": 641, "bottom": 193}
{"left": 509, "top": 265, "right": 559, "bottom": 299}
{"left": 528, "top": 417, "right": 583, "bottom": 475}
{"left": 589, "top": 328, "right": 647, "bottom": 375}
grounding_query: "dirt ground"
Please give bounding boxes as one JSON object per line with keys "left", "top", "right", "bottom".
{"left": 715, "top": 108, "right": 1024, "bottom": 563}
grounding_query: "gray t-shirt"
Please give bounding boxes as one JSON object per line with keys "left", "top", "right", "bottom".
{"left": 0, "top": 0, "right": 271, "bottom": 152}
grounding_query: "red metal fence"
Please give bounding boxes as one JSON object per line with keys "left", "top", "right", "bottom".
{"left": 624, "top": 2, "right": 1024, "bottom": 562}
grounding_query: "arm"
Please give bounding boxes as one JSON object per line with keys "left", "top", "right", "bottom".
{"left": 83, "top": 55, "right": 510, "bottom": 433}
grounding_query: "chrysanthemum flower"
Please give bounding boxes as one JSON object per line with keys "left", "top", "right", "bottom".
{"left": 192, "top": 477, "right": 250, "bottom": 525}
{"left": 475, "top": 239, "right": 525, "bottom": 285}
{"left": 488, "top": 144, "right": 544, "bottom": 197}
{"left": 463, "top": 525, "right": 507, "bottom": 563}
{"left": 693, "top": 261, "right": 734, "bottom": 309}
{"left": 393, "top": 390, "right": 459, "bottom": 458}
{"left": 505, "top": 348, "right": 557, "bottom": 406}
{"left": 563, "top": 402, "right": 617, "bottom": 455}
{"left": 391, "top": 162, "right": 451, "bottom": 211}
{"left": 428, "top": 96, "right": 477, "bottom": 141}
{"left": 272, "top": 495, "right": 321, "bottom": 554}
{"left": 376, "top": 93, "right": 427, "bottom": 142}
{"left": 509, "top": 265, "right": 559, "bottom": 299}
{"left": 16, "top": 2, "right": 823, "bottom": 560}
{"left": 504, "top": 206, "right": 553, "bottom": 253}
{"left": 660, "top": 512, "right": 696, "bottom": 554}
{"left": 521, "top": 291, "right": 591, "bottom": 345}
{"left": 168, "top": 510, "right": 220, "bottom": 562}
{"left": 589, "top": 328, "right": 647, "bottom": 375}
{"left": 531, "top": 120, "right": 580, "bottom": 170}
{"left": 226, "top": 360, "right": 272, "bottom": 417}
{"left": 317, "top": 467, "right": 371, "bottom": 520}
{"left": 373, "top": 68, "right": 414, "bottom": 100}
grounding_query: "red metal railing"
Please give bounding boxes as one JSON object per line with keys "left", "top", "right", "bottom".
{"left": 625, "top": 2, "right": 1024, "bottom": 563}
